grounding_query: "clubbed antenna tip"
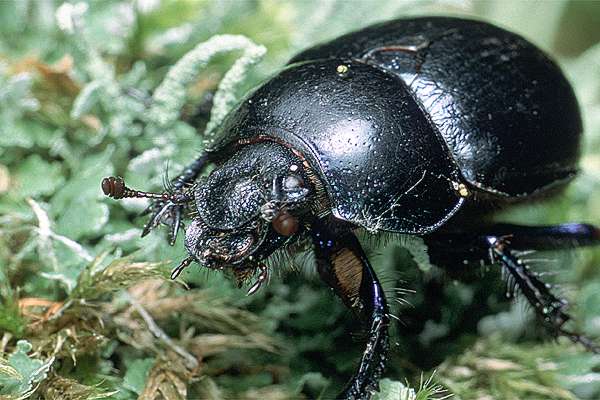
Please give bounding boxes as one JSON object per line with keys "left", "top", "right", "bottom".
{"left": 102, "top": 176, "right": 128, "bottom": 199}
{"left": 101, "top": 176, "right": 188, "bottom": 202}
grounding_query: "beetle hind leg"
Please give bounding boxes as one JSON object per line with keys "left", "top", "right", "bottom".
{"left": 488, "top": 234, "right": 600, "bottom": 353}
{"left": 425, "top": 223, "right": 600, "bottom": 353}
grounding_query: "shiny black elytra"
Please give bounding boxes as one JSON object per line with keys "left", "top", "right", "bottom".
{"left": 102, "top": 17, "right": 600, "bottom": 400}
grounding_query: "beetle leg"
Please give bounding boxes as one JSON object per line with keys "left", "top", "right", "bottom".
{"left": 171, "top": 255, "right": 195, "bottom": 280}
{"left": 475, "top": 223, "right": 599, "bottom": 251}
{"left": 246, "top": 263, "right": 269, "bottom": 296}
{"left": 424, "top": 223, "right": 600, "bottom": 273}
{"left": 312, "top": 222, "right": 389, "bottom": 400}
{"left": 487, "top": 235, "right": 600, "bottom": 353}
{"left": 424, "top": 223, "right": 600, "bottom": 353}
{"left": 142, "top": 153, "right": 211, "bottom": 244}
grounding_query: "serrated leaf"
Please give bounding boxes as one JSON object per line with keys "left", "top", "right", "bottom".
{"left": 0, "top": 340, "right": 54, "bottom": 397}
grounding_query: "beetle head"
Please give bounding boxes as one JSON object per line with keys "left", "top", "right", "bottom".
{"left": 101, "top": 142, "right": 313, "bottom": 292}
{"left": 184, "top": 143, "right": 311, "bottom": 283}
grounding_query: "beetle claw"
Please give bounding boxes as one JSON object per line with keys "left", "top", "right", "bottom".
{"left": 246, "top": 264, "right": 269, "bottom": 296}
{"left": 142, "top": 200, "right": 184, "bottom": 245}
{"left": 167, "top": 206, "right": 182, "bottom": 246}
{"left": 171, "top": 256, "right": 195, "bottom": 280}
{"left": 140, "top": 203, "right": 153, "bottom": 216}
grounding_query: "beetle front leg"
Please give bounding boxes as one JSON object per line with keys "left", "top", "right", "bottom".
{"left": 312, "top": 221, "right": 389, "bottom": 400}
{"left": 142, "top": 153, "right": 211, "bottom": 245}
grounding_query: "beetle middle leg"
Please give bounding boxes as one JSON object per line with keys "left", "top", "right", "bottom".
{"left": 424, "top": 223, "right": 600, "bottom": 353}
{"left": 312, "top": 220, "right": 389, "bottom": 400}
{"left": 142, "top": 153, "right": 211, "bottom": 245}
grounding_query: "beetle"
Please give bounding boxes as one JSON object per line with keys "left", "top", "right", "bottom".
{"left": 102, "top": 16, "right": 600, "bottom": 399}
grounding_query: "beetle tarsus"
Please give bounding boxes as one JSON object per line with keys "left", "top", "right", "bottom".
{"left": 339, "top": 313, "right": 389, "bottom": 400}
{"left": 558, "top": 327, "right": 600, "bottom": 354}
{"left": 140, "top": 153, "right": 210, "bottom": 243}
{"left": 169, "top": 206, "right": 182, "bottom": 246}
{"left": 141, "top": 201, "right": 174, "bottom": 236}
{"left": 489, "top": 236, "right": 600, "bottom": 353}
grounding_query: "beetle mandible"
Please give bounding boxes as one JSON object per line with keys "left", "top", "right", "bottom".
{"left": 102, "top": 17, "right": 600, "bottom": 399}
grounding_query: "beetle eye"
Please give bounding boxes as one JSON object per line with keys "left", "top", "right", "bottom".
{"left": 272, "top": 211, "right": 299, "bottom": 236}
{"left": 283, "top": 175, "right": 304, "bottom": 190}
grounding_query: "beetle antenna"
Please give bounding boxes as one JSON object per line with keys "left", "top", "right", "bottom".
{"left": 101, "top": 176, "right": 190, "bottom": 203}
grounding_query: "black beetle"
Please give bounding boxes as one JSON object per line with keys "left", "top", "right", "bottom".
{"left": 102, "top": 17, "right": 600, "bottom": 399}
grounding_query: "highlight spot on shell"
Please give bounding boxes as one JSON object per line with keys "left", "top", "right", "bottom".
{"left": 453, "top": 182, "right": 471, "bottom": 198}
{"left": 336, "top": 64, "right": 349, "bottom": 77}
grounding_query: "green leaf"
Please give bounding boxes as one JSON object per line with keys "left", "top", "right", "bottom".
{"left": 40, "top": 263, "right": 83, "bottom": 293}
{"left": 0, "top": 294, "right": 26, "bottom": 337}
{"left": 55, "top": 198, "right": 109, "bottom": 240}
{"left": 51, "top": 146, "right": 115, "bottom": 214}
{"left": 71, "top": 80, "right": 103, "bottom": 119}
{"left": 51, "top": 146, "right": 114, "bottom": 240}
{"left": 373, "top": 379, "right": 416, "bottom": 400}
{"left": 12, "top": 154, "right": 64, "bottom": 198}
{"left": 122, "top": 358, "right": 155, "bottom": 395}
{"left": 579, "top": 281, "right": 600, "bottom": 336}
{"left": 0, "top": 119, "right": 34, "bottom": 148}
{"left": 0, "top": 340, "right": 54, "bottom": 397}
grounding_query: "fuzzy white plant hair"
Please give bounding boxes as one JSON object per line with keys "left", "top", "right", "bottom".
{"left": 150, "top": 34, "right": 266, "bottom": 133}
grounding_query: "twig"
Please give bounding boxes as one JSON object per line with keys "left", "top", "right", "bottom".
{"left": 27, "top": 198, "right": 94, "bottom": 263}
{"left": 47, "top": 231, "right": 94, "bottom": 262}
{"left": 27, "top": 197, "right": 59, "bottom": 271}
{"left": 0, "top": 332, "right": 12, "bottom": 354}
{"left": 125, "top": 293, "right": 199, "bottom": 370}
{"left": 47, "top": 299, "right": 74, "bottom": 321}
